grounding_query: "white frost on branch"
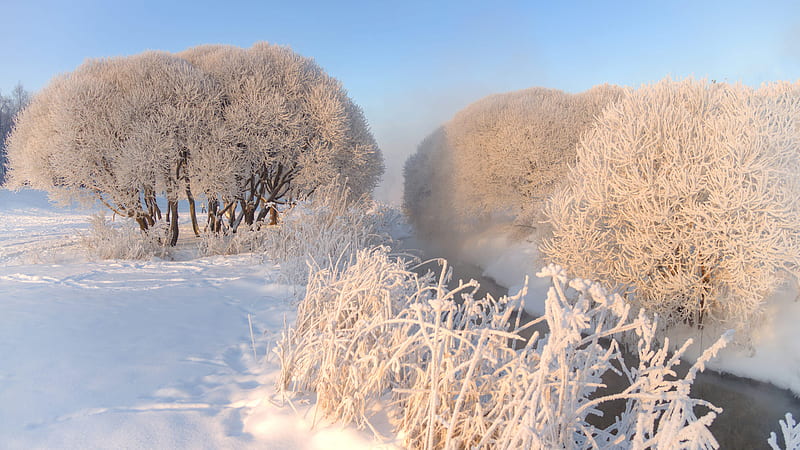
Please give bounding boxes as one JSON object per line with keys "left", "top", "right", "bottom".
{"left": 543, "top": 78, "right": 800, "bottom": 334}
{"left": 768, "top": 413, "right": 800, "bottom": 450}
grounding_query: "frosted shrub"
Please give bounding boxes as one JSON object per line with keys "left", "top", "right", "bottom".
{"left": 448, "top": 84, "right": 625, "bottom": 226}
{"left": 200, "top": 181, "right": 396, "bottom": 283}
{"left": 81, "top": 213, "right": 172, "bottom": 260}
{"left": 276, "top": 246, "right": 431, "bottom": 428}
{"left": 543, "top": 78, "right": 800, "bottom": 332}
{"left": 278, "top": 245, "right": 730, "bottom": 449}
{"left": 197, "top": 225, "right": 269, "bottom": 256}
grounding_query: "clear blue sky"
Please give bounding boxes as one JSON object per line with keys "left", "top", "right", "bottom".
{"left": 2, "top": 0, "right": 798, "bottom": 201}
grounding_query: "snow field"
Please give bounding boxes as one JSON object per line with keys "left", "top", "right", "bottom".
{"left": 0, "top": 189, "right": 389, "bottom": 448}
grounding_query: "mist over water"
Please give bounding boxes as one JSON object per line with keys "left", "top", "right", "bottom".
{"left": 366, "top": 85, "right": 497, "bottom": 205}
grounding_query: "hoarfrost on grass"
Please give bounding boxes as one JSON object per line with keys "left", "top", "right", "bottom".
{"left": 81, "top": 213, "right": 174, "bottom": 260}
{"left": 199, "top": 181, "right": 400, "bottom": 284}
{"left": 278, "top": 245, "right": 731, "bottom": 449}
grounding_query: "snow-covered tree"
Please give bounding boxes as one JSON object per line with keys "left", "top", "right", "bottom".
{"left": 403, "top": 84, "right": 624, "bottom": 235}
{"left": 7, "top": 43, "right": 384, "bottom": 244}
{"left": 6, "top": 52, "right": 222, "bottom": 245}
{"left": 178, "top": 43, "right": 383, "bottom": 231}
{"left": 402, "top": 126, "right": 448, "bottom": 231}
{"left": 543, "top": 78, "right": 800, "bottom": 332}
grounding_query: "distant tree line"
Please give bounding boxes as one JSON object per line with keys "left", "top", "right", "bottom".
{"left": 0, "top": 83, "right": 31, "bottom": 183}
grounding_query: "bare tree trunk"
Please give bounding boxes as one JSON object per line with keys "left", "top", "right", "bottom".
{"left": 242, "top": 199, "right": 255, "bottom": 226}
{"left": 176, "top": 154, "right": 199, "bottom": 236}
{"left": 698, "top": 264, "right": 711, "bottom": 328}
{"left": 186, "top": 188, "right": 200, "bottom": 237}
{"left": 225, "top": 197, "right": 236, "bottom": 228}
{"left": 207, "top": 198, "right": 219, "bottom": 233}
{"left": 143, "top": 189, "right": 161, "bottom": 222}
{"left": 231, "top": 202, "right": 246, "bottom": 232}
{"left": 167, "top": 200, "right": 179, "bottom": 246}
{"left": 135, "top": 217, "right": 149, "bottom": 231}
{"left": 256, "top": 202, "right": 270, "bottom": 222}
{"left": 268, "top": 204, "right": 278, "bottom": 226}
{"left": 253, "top": 162, "right": 296, "bottom": 226}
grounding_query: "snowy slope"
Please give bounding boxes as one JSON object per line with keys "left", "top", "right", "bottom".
{"left": 0, "top": 189, "right": 393, "bottom": 449}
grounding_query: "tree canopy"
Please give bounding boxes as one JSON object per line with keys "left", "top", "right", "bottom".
{"left": 403, "top": 84, "right": 624, "bottom": 234}
{"left": 543, "top": 78, "right": 800, "bottom": 331}
{"left": 6, "top": 43, "right": 384, "bottom": 245}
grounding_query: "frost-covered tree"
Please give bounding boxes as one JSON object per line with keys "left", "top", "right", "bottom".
{"left": 178, "top": 43, "right": 383, "bottom": 231}
{"left": 402, "top": 126, "right": 447, "bottom": 230}
{"left": 7, "top": 43, "right": 384, "bottom": 244}
{"left": 403, "top": 84, "right": 624, "bottom": 235}
{"left": 6, "top": 52, "right": 222, "bottom": 245}
{"left": 543, "top": 78, "right": 800, "bottom": 332}
{"left": 450, "top": 85, "right": 625, "bottom": 219}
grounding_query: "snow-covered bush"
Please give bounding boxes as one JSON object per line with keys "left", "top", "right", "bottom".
{"left": 260, "top": 182, "right": 395, "bottom": 284}
{"left": 81, "top": 213, "right": 172, "bottom": 260}
{"left": 196, "top": 225, "right": 269, "bottom": 257}
{"left": 278, "top": 245, "right": 730, "bottom": 449}
{"left": 543, "top": 78, "right": 800, "bottom": 332}
{"left": 403, "top": 84, "right": 625, "bottom": 235}
{"left": 275, "top": 246, "right": 430, "bottom": 429}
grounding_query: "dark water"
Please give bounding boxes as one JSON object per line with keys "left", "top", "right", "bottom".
{"left": 398, "top": 235, "right": 800, "bottom": 449}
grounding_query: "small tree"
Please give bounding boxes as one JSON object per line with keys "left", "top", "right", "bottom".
{"left": 543, "top": 78, "right": 800, "bottom": 332}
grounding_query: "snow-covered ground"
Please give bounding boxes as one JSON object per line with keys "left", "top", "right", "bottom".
{"left": 0, "top": 189, "right": 394, "bottom": 449}
{"left": 456, "top": 224, "right": 800, "bottom": 397}
{"left": 5, "top": 187, "right": 799, "bottom": 448}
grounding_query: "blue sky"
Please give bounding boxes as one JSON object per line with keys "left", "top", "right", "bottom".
{"left": 2, "top": 0, "right": 799, "bottom": 201}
